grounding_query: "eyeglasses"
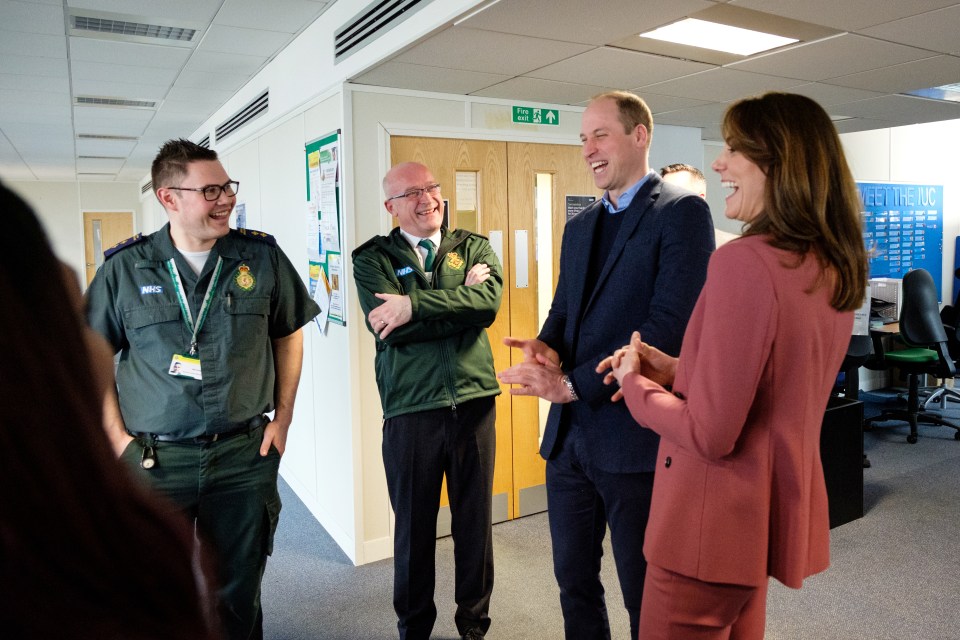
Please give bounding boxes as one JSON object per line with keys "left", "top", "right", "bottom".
{"left": 386, "top": 183, "right": 441, "bottom": 202}
{"left": 167, "top": 180, "right": 239, "bottom": 201}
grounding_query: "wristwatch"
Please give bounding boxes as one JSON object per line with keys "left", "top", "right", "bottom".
{"left": 562, "top": 375, "right": 579, "bottom": 402}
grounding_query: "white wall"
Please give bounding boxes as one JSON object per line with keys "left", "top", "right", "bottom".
{"left": 6, "top": 180, "right": 141, "bottom": 280}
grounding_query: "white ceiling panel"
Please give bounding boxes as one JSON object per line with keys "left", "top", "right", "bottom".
{"left": 71, "top": 60, "right": 180, "bottom": 86}
{"left": 0, "top": 88, "right": 71, "bottom": 107}
{"left": 0, "top": 1, "right": 64, "bottom": 35}
{"left": 0, "top": 103, "right": 72, "bottom": 124}
{"left": 462, "top": 0, "right": 713, "bottom": 46}
{"left": 201, "top": 24, "right": 296, "bottom": 57}
{"left": 731, "top": 0, "right": 959, "bottom": 31}
{"left": 71, "top": 78, "right": 167, "bottom": 101}
{"left": 0, "top": 31, "right": 67, "bottom": 59}
{"left": 30, "top": 166, "right": 82, "bottom": 180}
{"left": 175, "top": 70, "right": 249, "bottom": 93}
{"left": 66, "top": 0, "right": 222, "bottom": 24}
{"left": 527, "top": 47, "right": 712, "bottom": 89}
{"left": 215, "top": 0, "right": 327, "bottom": 33}
{"left": 823, "top": 55, "right": 960, "bottom": 93}
{"left": 184, "top": 50, "right": 268, "bottom": 75}
{"left": 0, "top": 53, "right": 69, "bottom": 78}
{"left": 73, "top": 106, "right": 156, "bottom": 123}
{"left": 77, "top": 157, "right": 125, "bottom": 172}
{"left": 396, "top": 27, "right": 592, "bottom": 76}
{"left": 649, "top": 102, "right": 729, "bottom": 127}
{"left": 640, "top": 68, "right": 801, "bottom": 102}
{"left": 637, "top": 93, "right": 713, "bottom": 114}
{"left": 783, "top": 82, "right": 885, "bottom": 107}
{"left": 69, "top": 37, "right": 192, "bottom": 69}
{"left": 164, "top": 85, "right": 235, "bottom": 107}
{"left": 69, "top": 116, "right": 149, "bottom": 138}
{"left": 75, "top": 137, "right": 138, "bottom": 157}
{"left": 471, "top": 77, "right": 609, "bottom": 105}
{"left": 833, "top": 117, "right": 903, "bottom": 134}
{"left": 730, "top": 34, "right": 934, "bottom": 82}
{"left": 0, "top": 165, "right": 38, "bottom": 181}
{"left": 352, "top": 62, "right": 511, "bottom": 95}
{"left": 860, "top": 5, "right": 960, "bottom": 56}
{"left": 0, "top": 73, "right": 69, "bottom": 93}
{"left": 831, "top": 95, "right": 960, "bottom": 122}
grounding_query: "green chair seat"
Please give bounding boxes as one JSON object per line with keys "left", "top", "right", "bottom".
{"left": 885, "top": 348, "right": 940, "bottom": 364}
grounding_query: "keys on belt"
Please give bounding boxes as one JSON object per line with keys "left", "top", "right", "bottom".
{"left": 129, "top": 415, "right": 268, "bottom": 470}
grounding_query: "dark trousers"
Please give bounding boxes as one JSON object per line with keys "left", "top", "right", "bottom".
{"left": 546, "top": 423, "right": 655, "bottom": 640}
{"left": 122, "top": 425, "right": 281, "bottom": 640}
{"left": 382, "top": 396, "right": 496, "bottom": 640}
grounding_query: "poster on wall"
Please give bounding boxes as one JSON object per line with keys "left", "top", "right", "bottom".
{"left": 305, "top": 130, "right": 344, "bottom": 329}
{"left": 859, "top": 181, "right": 944, "bottom": 299}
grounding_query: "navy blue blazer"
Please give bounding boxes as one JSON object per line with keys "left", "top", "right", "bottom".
{"left": 538, "top": 174, "right": 714, "bottom": 473}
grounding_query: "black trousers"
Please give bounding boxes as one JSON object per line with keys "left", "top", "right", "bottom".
{"left": 382, "top": 396, "right": 496, "bottom": 640}
{"left": 546, "top": 422, "right": 655, "bottom": 640}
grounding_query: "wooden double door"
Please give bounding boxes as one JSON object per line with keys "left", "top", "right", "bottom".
{"left": 390, "top": 136, "right": 598, "bottom": 527}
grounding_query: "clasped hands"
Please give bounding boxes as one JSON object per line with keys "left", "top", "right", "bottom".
{"left": 367, "top": 263, "right": 491, "bottom": 338}
{"left": 498, "top": 331, "right": 676, "bottom": 403}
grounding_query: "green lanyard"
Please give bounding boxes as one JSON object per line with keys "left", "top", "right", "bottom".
{"left": 166, "top": 256, "right": 223, "bottom": 356}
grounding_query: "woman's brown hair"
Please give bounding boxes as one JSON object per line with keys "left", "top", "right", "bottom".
{"left": 722, "top": 92, "right": 868, "bottom": 312}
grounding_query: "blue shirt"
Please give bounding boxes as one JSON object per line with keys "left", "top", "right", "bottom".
{"left": 601, "top": 171, "right": 655, "bottom": 214}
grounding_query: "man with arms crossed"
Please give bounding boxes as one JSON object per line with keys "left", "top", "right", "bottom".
{"left": 87, "top": 139, "right": 320, "bottom": 640}
{"left": 353, "top": 162, "right": 502, "bottom": 640}
{"left": 499, "top": 92, "right": 714, "bottom": 639}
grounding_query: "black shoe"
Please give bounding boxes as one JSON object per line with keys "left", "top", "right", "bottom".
{"left": 462, "top": 629, "right": 485, "bottom": 640}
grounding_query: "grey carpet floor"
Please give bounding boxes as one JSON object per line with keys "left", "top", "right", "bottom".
{"left": 262, "top": 416, "right": 960, "bottom": 639}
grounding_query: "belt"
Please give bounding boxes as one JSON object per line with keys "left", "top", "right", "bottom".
{"left": 131, "top": 414, "right": 267, "bottom": 445}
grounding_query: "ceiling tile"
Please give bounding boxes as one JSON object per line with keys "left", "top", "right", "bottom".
{"left": 640, "top": 93, "right": 714, "bottom": 114}
{"left": 471, "top": 77, "right": 609, "bottom": 105}
{"left": 69, "top": 115, "right": 149, "bottom": 137}
{"left": 462, "top": 0, "right": 713, "bottom": 46}
{"left": 77, "top": 156, "right": 125, "bottom": 172}
{"left": 731, "top": 0, "right": 958, "bottom": 31}
{"left": 0, "top": 31, "right": 67, "bottom": 59}
{"left": 730, "top": 34, "right": 934, "bottom": 82}
{"left": 69, "top": 37, "right": 192, "bottom": 69}
{"left": 201, "top": 24, "right": 294, "bottom": 57}
{"left": 785, "top": 82, "right": 885, "bottom": 107}
{"left": 641, "top": 68, "right": 800, "bottom": 102}
{"left": 396, "top": 27, "right": 593, "bottom": 76}
{"left": 165, "top": 85, "right": 235, "bottom": 107}
{"left": 822, "top": 55, "right": 960, "bottom": 93}
{"left": 66, "top": 0, "right": 220, "bottom": 24}
{"left": 175, "top": 70, "right": 249, "bottom": 93}
{"left": 71, "top": 78, "right": 167, "bottom": 101}
{"left": 0, "top": 53, "right": 69, "bottom": 78}
{"left": 0, "top": 102, "right": 72, "bottom": 124}
{"left": 74, "top": 105, "right": 156, "bottom": 123}
{"left": 215, "top": 0, "right": 327, "bottom": 33}
{"left": 650, "top": 102, "right": 729, "bottom": 127}
{"left": 71, "top": 60, "right": 180, "bottom": 85}
{"left": 76, "top": 137, "right": 138, "bottom": 156}
{"left": 527, "top": 47, "right": 713, "bottom": 89}
{"left": 0, "top": 88, "right": 71, "bottom": 107}
{"left": 185, "top": 49, "right": 267, "bottom": 75}
{"left": 352, "top": 61, "right": 511, "bottom": 95}
{"left": 0, "top": 73, "right": 69, "bottom": 93}
{"left": 831, "top": 95, "right": 960, "bottom": 122}
{"left": 0, "top": 1, "right": 64, "bottom": 35}
{"left": 860, "top": 5, "right": 960, "bottom": 56}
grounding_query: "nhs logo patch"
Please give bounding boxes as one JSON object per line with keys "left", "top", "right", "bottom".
{"left": 395, "top": 266, "right": 414, "bottom": 277}
{"left": 140, "top": 285, "right": 164, "bottom": 295}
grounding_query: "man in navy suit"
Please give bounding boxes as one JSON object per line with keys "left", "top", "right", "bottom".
{"left": 498, "top": 91, "right": 714, "bottom": 639}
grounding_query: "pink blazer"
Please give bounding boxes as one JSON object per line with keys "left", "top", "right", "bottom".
{"left": 620, "top": 235, "right": 853, "bottom": 588}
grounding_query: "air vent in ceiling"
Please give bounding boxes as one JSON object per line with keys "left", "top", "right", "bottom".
{"left": 215, "top": 89, "right": 268, "bottom": 142}
{"left": 76, "top": 96, "right": 156, "bottom": 109}
{"left": 141, "top": 181, "right": 154, "bottom": 194}
{"left": 79, "top": 155, "right": 126, "bottom": 160}
{"left": 198, "top": 135, "right": 211, "bottom": 149}
{"left": 78, "top": 134, "right": 139, "bottom": 141}
{"left": 69, "top": 10, "right": 201, "bottom": 48}
{"left": 335, "top": 0, "right": 428, "bottom": 62}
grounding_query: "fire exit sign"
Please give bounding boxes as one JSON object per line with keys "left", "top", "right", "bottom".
{"left": 512, "top": 106, "right": 559, "bottom": 126}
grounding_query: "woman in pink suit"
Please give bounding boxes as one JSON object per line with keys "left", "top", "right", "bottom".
{"left": 597, "top": 92, "right": 869, "bottom": 639}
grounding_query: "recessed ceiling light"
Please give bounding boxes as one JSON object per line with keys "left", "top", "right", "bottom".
{"left": 640, "top": 18, "right": 798, "bottom": 56}
{"left": 905, "top": 83, "right": 960, "bottom": 103}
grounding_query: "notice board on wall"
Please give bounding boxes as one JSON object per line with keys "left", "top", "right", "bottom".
{"left": 859, "top": 182, "right": 944, "bottom": 300}
{"left": 305, "top": 131, "right": 344, "bottom": 328}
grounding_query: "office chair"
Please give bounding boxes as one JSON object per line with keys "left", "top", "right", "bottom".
{"left": 863, "top": 268, "right": 960, "bottom": 444}
{"left": 925, "top": 274, "right": 960, "bottom": 409}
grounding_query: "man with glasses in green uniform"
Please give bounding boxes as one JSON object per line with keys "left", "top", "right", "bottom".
{"left": 86, "top": 138, "right": 320, "bottom": 640}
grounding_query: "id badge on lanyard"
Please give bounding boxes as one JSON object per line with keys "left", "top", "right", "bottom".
{"left": 166, "top": 256, "right": 223, "bottom": 381}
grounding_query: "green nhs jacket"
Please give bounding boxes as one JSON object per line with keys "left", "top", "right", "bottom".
{"left": 352, "top": 227, "right": 502, "bottom": 419}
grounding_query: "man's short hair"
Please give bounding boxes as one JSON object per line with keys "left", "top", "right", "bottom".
{"left": 592, "top": 91, "right": 653, "bottom": 139}
{"left": 660, "top": 163, "right": 705, "bottom": 183}
{"left": 151, "top": 138, "right": 219, "bottom": 192}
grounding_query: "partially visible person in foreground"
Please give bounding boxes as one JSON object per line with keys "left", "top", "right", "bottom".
{"left": 0, "top": 181, "right": 219, "bottom": 639}
{"left": 599, "top": 92, "right": 869, "bottom": 640}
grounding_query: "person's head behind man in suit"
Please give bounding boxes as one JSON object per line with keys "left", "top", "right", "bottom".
{"left": 660, "top": 163, "right": 707, "bottom": 198}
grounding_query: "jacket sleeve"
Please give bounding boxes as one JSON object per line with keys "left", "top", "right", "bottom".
{"left": 620, "top": 243, "right": 777, "bottom": 460}
{"left": 352, "top": 242, "right": 501, "bottom": 346}
{"left": 407, "top": 239, "right": 502, "bottom": 327}
{"left": 638, "top": 194, "right": 715, "bottom": 357}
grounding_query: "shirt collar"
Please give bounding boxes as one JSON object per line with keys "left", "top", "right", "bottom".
{"left": 399, "top": 228, "right": 442, "bottom": 250}
{"left": 601, "top": 171, "right": 655, "bottom": 214}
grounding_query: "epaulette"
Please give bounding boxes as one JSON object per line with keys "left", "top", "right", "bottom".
{"left": 352, "top": 235, "right": 383, "bottom": 258}
{"left": 104, "top": 233, "right": 146, "bottom": 259}
{"left": 236, "top": 227, "right": 277, "bottom": 247}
